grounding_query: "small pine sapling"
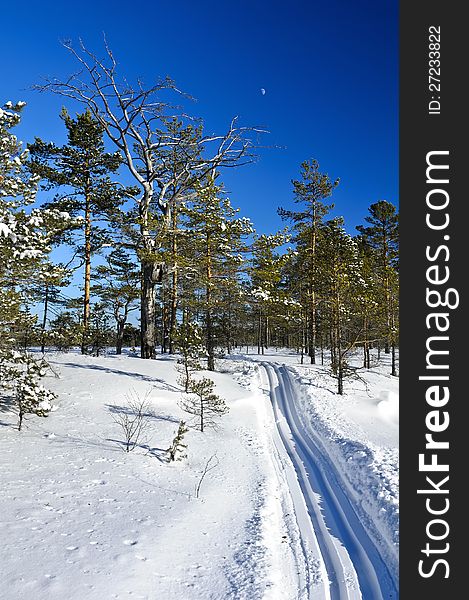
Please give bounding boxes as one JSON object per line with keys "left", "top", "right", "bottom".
{"left": 180, "top": 377, "right": 229, "bottom": 432}
{"left": 174, "top": 321, "right": 204, "bottom": 392}
{"left": 166, "top": 420, "right": 189, "bottom": 462}
{"left": 0, "top": 351, "right": 57, "bottom": 430}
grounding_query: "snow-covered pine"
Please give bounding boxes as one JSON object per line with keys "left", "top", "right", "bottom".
{"left": 0, "top": 102, "right": 64, "bottom": 419}
{"left": 0, "top": 102, "right": 70, "bottom": 346}
{"left": 0, "top": 351, "right": 56, "bottom": 430}
{"left": 166, "top": 420, "right": 189, "bottom": 462}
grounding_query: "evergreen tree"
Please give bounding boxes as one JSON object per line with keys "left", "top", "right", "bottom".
{"left": 356, "top": 200, "right": 399, "bottom": 375}
{"left": 1, "top": 351, "right": 57, "bottom": 430}
{"left": 181, "top": 177, "right": 253, "bottom": 370}
{"left": 173, "top": 321, "right": 204, "bottom": 392}
{"left": 316, "top": 219, "right": 361, "bottom": 394}
{"left": 0, "top": 101, "right": 65, "bottom": 410}
{"left": 28, "top": 263, "right": 71, "bottom": 353}
{"left": 92, "top": 248, "right": 140, "bottom": 354}
{"left": 279, "top": 159, "right": 339, "bottom": 363}
{"left": 250, "top": 232, "right": 291, "bottom": 354}
{"left": 47, "top": 311, "right": 81, "bottom": 351}
{"left": 166, "top": 420, "right": 189, "bottom": 462}
{"left": 88, "top": 302, "right": 113, "bottom": 357}
{"left": 1, "top": 102, "right": 66, "bottom": 351}
{"left": 180, "top": 376, "right": 229, "bottom": 432}
{"left": 29, "top": 109, "right": 136, "bottom": 354}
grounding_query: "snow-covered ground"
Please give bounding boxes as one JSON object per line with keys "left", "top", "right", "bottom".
{"left": 238, "top": 348, "right": 399, "bottom": 587}
{"left": 0, "top": 348, "right": 398, "bottom": 599}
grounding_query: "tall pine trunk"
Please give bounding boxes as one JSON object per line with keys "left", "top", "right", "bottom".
{"left": 206, "top": 234, "right": 215, "bottom": 371}
{"left": 40, "top": 285, "right": 49, "bottom": 354}
{"left": 81, "top": 183, "right": 92, "bottom": 355}
{"left": 309, "top": 300, "right": 316, "bottom": 364}
{"left": 116, "top": 319, "right": 125, "bottom": 355}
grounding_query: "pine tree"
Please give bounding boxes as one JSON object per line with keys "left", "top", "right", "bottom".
{"left": 250, "top": 232, "right": 291, "bottom": 354}
{"left": 316, "top": 219, "right": 361, "bottom": 394}
{"left": 166, "top": 420, "right": 189, "bottom": 461}
{"left": 47, "top": 311, "right": 81, "bottom": 351}
{"left": 181, "top": 176, "right": 253, "bottom": 370}
{"left": 1, "top": 102, "right": 66, "bottom": 351}
{"left": 28, "top": 263, "right": 70, "bottom": 353}
{"left": 279, "top": 159, "right": 339, "bottom": 363}
{"left": 1, "top": 101, "right": 65, "bottom": 412}
{"left": 173, "top": 321, "right": 204, "bottom": 392}
{"left": 180, "top": 376, "right": 229, "bottom": 432}
{"left": 356, "top": 200, "right": 399, "bottom": 375}
{"left": 29, "top": 109, "right": 136, "bottom": 354}
{"left": 1, "top": 351, "right": 57, "bottom": 430}
{"left": 88, "top": 302, "right": 112, "bottom": 357}
{"left": 92, "top": 248, "right": 140, "bottom": 354}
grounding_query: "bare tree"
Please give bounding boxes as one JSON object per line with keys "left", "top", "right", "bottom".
{"left": 111, "top": 389, "right": 153, "bottom": 452}
{"left": 35, "top": 38, "right": 265, "bottom": 358}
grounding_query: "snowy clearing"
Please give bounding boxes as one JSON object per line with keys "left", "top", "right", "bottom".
{"left": 0, "top": 348, "right": 398, "bottom": 599}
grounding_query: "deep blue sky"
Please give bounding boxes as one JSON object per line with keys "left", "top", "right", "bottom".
{"left": 2, "top": 0, "right": 398, "bottom": 234}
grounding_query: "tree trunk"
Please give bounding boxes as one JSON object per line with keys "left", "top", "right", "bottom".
{"left": 18, "top": 408, "right": 24, "bottom": 432}
{"left": 141, "top": 261, "right": 157, "bottom": 359}
{"left": 81, "top": 187, "right": 92, "bottom": 355}
{"left": 363, "top": 313, "right": 370, "bottom": 369}
{"left": 206, "top": 236, "right": 215, "bottom": 371}
{"left": 309, "top": 301, "right": 316, "bottom": 364}
{"left": 116, "top": 319, "right": 125, "bottom": 355}
{"left": 200, "top": 400, "right": 204, "bottom": 433}
{"left": 40, "top": 285, "right": 49, "bottom": 354}
{"left": 169, "top": 269, "right": 178, "bottom": 354}
{"left": 391, "top": 343, "right": 397, "bottom": 376}
{"left": 257, "top": 310, "right": 262, "bottom": 355}
{"left": 169, "top": 207, "right": 178, "bottom": 354}
{"left": 161, "top": 296, "right": 170, "bottom": 354}
{"left": 309, "top": 212, "right": 317, "bottom": 364}
{"left": 336, "top": 318, "right": 343, "bottom": 395}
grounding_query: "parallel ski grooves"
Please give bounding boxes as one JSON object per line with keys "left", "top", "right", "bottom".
{"left": 263, "top": 362, "right": 398, "bottom": 600}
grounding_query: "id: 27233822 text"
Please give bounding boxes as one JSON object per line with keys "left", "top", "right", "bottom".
{"left": 428, "top": 26, "right": 441, "bottom": 115}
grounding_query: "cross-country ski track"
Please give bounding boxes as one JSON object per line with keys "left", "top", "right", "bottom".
{"left": 260, "top": 362, "right": 398, "bottom": 600}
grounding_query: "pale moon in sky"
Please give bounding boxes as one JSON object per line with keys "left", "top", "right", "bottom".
{"left": 260, "top": 88, "right": 266, "bottom": 95}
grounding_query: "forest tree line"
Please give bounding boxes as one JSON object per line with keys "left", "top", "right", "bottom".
{"left": 0, "top": 42, "right": 398, "bottom": 417}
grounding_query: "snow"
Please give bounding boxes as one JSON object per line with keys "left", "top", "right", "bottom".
{"left": 238, "top": 348, "right": 399, "bottom": 586}
{"left": 0, "top": 348, "right": 399, "bottom": 599}
{"left": 0, "top": 352, "right": 300, "bottom": 600}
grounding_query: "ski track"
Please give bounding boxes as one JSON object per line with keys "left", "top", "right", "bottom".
{"left": 261, "top": 362, "right": 398, "bottom": 600}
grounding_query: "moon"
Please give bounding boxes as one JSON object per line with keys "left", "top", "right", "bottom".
{"left": 260, "top": 88, "right": 266, "bottom": 96}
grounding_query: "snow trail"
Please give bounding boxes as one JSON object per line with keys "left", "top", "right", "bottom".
{"left": 262, "top": 362, "right": 398, "bottom": 600}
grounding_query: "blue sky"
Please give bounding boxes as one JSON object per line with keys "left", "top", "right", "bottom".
{"left": 2, "top": 0, "right": 398, "bottom": 235}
